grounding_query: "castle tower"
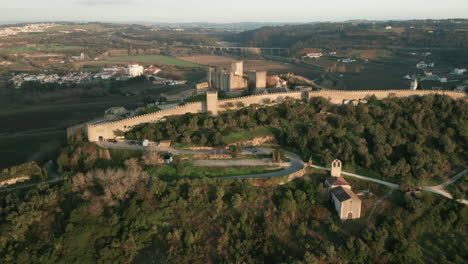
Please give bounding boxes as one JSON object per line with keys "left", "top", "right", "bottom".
{"left": 231, "top": 61, "right": 244, "bottom": 76}
{"left": 331, "top": 159, "right": 342, "bottom": 177}
{"left": 206, "top": 91, "right": 218, "bottom": 115}
{"left": 247, "top": 71, "right": 267, "bottom": 92}
{"left": 207, "top": 68, "right": 214, "bottom": 89}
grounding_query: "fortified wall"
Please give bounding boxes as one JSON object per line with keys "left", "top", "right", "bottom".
{"left": 86, "top": 89, "right": 466, "bottom": 142}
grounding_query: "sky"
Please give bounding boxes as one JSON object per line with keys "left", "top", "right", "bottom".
{"left": 2, "top": 0, "right": 468, "bottom": 23}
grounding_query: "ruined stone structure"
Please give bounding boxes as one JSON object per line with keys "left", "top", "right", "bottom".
{"left": 85, "top": 89, "right": 466, "bottom": 142}
{"left": 208, "top": 61, "right": 267, "bottom": 93}
{"left": 325, "top": 159, "right": 361, "bottom": 220}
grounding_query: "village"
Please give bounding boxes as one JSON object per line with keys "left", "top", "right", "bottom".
{"left": 0, "top": 23, "right": 59, "bottom": 37}
{"left": 7, "top": 63, "right": 190, "bottom": 88}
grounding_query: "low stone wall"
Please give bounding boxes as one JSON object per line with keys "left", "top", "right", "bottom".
{"left": 287, "top": 164, "right": 307, "bottom": 182}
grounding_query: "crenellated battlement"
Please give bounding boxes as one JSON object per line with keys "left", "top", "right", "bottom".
{"left": 218, "top": 91, "right": 301, "bottom": 102}
{"left": 85, "top": 89, "right": 466, "bottom": 142}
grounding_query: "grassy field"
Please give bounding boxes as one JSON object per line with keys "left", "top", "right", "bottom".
{"left": 147, "top": 163, "right": 282, "bottom": 181}
{"left": 105, "top": 55, "right": 204, "bottom": 67}
{"left": 222, "top": 127, "right": 275, "bottom": 144}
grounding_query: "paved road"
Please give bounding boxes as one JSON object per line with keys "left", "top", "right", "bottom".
{"left": 192, "top": 159, "right": 289, "bottom": 167}
{"left": 219, "top": 151, "right": 304, "bottom": 180}
{"left": 309, "top": 164, "right": 399, "bottom": 189}
{"left": 0, "top": 160, "right": 63, "bottom": 193}
{"left": 422, "top": 169, "right": 468, "bottom": 205}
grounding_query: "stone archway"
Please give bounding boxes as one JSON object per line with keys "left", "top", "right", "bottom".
{"left": 99, "top": 136, "right": 104, "bottom": 141}
{"left": 347, "top": 212, "right": 353, "bottom": 219}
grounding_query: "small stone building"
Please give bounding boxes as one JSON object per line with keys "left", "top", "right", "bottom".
{"left": 330, "top": 186, "right": 361, "bottom": 220}
{"left": 325, "top": 159, "right": 361, "bottom": 220}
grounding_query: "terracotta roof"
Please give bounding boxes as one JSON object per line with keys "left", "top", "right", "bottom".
{"left": 326, "top": 177, "right": 350, "bottom": 187}
{"left": 331, "top": 186, "right": 360, "bottom": 202}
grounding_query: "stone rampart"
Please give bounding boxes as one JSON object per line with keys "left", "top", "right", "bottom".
{"left": 311, "top": 89, "right": 466, "bottom": 104}
{"left": 87, "top": 101, "right": 204, "bottom": 141}
{"left": 86, "top": 89, "right": 466, "bottom": 142}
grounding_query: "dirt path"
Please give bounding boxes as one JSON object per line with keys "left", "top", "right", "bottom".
{"left": 310, "top": 164, "right": 467, "bottom": 205}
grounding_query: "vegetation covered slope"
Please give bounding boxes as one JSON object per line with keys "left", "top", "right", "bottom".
{"left": 126, "top": 95, "right": 468, "bottom": 185}
{"left": 230, "top": 20, "right": 468, "bottom": 51}
{"left": 0, "top": 165, "right": 466, "bottom": 263}
{"left": 0, "top": 94, "right": 467, "bottom": 263}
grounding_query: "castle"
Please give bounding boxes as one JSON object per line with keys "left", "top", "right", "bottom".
{"left": 82, "top": 89, "right": 466, "bottom": 142}
{"left": 207, "top": 61, "right": 266, "bottom": 93}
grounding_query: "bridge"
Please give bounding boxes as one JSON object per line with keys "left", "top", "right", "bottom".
{"left": 198, "top": 45, "right": 288, "bottom": 55}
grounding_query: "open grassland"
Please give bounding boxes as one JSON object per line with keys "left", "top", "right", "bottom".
{"left": 104, "top": 55, "right": 204, "bottom": 67}
{"left": 222, "top": 127, "right": 275, "bottom": 144}
{"left": 147, "top": 163, "right": 282, "bottom": 181}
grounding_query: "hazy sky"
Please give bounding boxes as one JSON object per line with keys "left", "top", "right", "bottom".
{"left": 2, "top": 0, "right": 468, "bottom": 23}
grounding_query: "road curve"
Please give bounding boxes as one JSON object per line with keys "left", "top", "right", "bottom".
{"left": 219, "top": 151, "right": 304, "bottom": 180}
{"left": 99, "top": 142, "right": 306, "bottom": 180}
{"left": 422, "top": 169, "right": 468, "bottom": 205}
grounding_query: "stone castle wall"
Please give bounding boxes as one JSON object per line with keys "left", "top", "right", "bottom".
{"left": 313, "top": 89, "right": 466, "bottom": 104}
{"left": 86, "top": 90, "right": 466, "bottom": 142}
{"left": 87, "top": 101, "right": 204, "bottom": 141}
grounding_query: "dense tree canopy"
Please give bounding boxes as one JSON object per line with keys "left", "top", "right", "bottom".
{"left": 126, "top": 95, "right": 467, "bottom": 184}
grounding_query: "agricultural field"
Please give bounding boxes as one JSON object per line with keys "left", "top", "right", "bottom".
{"left": 177, "top": 55, "right": 236, "bottom": 66}
{"left": 45, "top": 23, "right": 107, "bottom": 32}
{"left": 177, "top": 55, "right": 317, "bottom": 76}
{"left": 0, "top": 80, "right": 194, "bottom": 169}
{"left": 104, "top": 55, "right": 204, "bottom": 67}
{"left": 347, "top": 49, "right": 394, "bottom": 60}
{"left": 0, "top": 44, "right": 83, "bottom": 54}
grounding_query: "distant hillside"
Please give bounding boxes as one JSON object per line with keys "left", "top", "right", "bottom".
{"left": 228, "top": 19, "right": 468, "bottom": 51}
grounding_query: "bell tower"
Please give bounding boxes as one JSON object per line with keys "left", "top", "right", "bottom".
{"left": 331, "top": 159, "right": 342, "bottom": 177}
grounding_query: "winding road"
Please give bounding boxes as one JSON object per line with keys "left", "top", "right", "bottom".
{"left": 2, "top": 140, "right": 467, "bottom": 206}
{"left": 100, "top": 141, "right": 467, "bottom": 204}
{"left": 99, "top": 142, "right": 306, "bottom": 180}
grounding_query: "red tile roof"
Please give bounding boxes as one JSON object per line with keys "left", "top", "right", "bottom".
{"left": 326, "top": 177, "right": 350, "bottom": 187}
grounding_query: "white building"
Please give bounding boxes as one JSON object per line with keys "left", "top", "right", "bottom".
{"left": 127, "top": 64, "right": 144, "bottom": 77}
{"left": 451, "top": 68, "right": 466, "bottom": 75}
{"left": 410, "top": 79, "right": 418, "bottom": 90}
{"left": 305, "top": 52, "right": 323, "bottom": 58}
